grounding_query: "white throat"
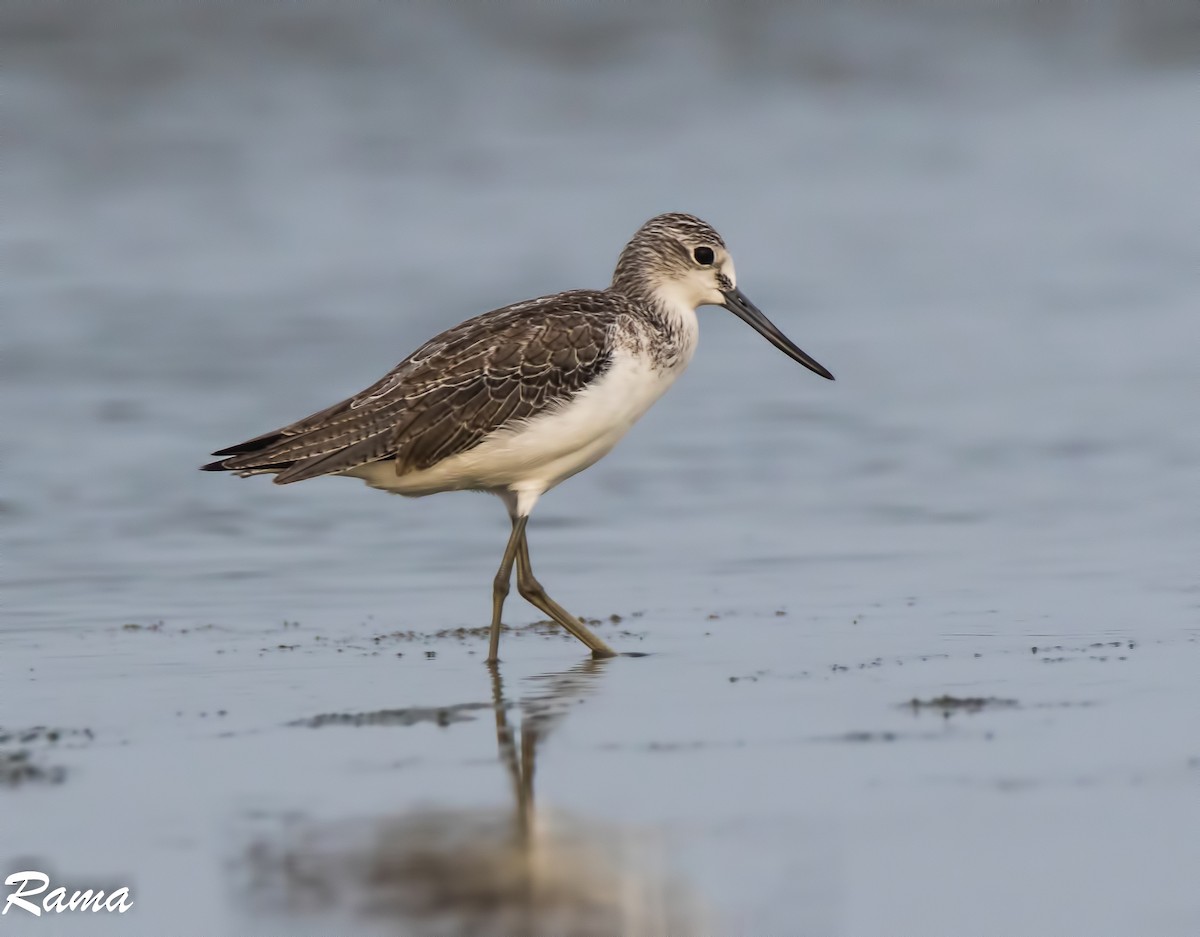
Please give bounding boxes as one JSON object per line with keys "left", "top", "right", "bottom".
{"left": 649, "top": 280, "right": 704, "bottom": 320}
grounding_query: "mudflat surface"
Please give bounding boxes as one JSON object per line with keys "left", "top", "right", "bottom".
{"left": 3, "top": 4, "right": 1199, "bottom": 935}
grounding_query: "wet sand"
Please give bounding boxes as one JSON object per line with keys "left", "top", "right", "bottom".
{"left": 5, "top": 604, "right": 1199, "bottom": 935}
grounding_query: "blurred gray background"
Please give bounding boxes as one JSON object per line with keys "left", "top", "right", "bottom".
{"left": 3, "top": 3, "right": 1199, "bottom": 935}
{"left": 5, "top": 0, "right": 1197, "bottom": 629}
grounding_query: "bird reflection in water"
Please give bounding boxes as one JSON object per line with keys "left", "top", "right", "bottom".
{"left": 239, "top": 661, "right": 708, "bottom": 936}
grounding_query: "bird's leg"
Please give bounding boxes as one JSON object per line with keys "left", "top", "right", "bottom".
{"left": 488, "top": 515, "right": 527, "bottom": 663}
{"left": 515, "top": 528, "right": 617, "bottom": 659}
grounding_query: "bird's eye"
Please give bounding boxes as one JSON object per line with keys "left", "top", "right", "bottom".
{"left": 693, "top": 246, "right": 715, "bottom": 266}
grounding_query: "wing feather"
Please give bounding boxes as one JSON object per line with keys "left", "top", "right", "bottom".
{"left": 203, "top": 291, "right": 621, "bottom": 484}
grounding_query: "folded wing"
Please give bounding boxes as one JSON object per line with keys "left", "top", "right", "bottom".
{"left": 202, "top": 292, "right": 617, "bottom": 485}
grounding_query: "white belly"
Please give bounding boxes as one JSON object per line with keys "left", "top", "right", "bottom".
{"left": 345, "top": 346, "right": 690, "bottom": 499}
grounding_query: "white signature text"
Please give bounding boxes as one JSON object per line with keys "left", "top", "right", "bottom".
{"left": 4, "top": 871, "right": 133, "bottom": 916}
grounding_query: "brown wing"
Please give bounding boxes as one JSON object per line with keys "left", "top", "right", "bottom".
{"left": 202, "top": 291, "right": 620, "bottom": 484}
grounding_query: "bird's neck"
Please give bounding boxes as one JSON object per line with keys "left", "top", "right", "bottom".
{"left": 611, "top": 282, "right": 700, "bottom": 369}
{"left": 611, "top": 277, "right": 697, "bottom": 321}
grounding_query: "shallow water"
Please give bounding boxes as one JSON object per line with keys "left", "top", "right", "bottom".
{"left": 3, "top": 4, "right": 1199, "bottom": 935}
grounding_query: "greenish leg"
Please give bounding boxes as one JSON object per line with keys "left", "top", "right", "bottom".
{"left": 487, "top": 516, "right": 527, "bottom": 663}
{"left": 515, "top": 528, "right": 617, "bottom": 659}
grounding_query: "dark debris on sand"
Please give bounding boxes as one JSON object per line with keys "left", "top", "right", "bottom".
{"left": 0, "top": 726, "right": 94, "bottom": 787}
{"left": 907, "top": 695, "right": 1018, "bottom": 714}
{"left": 367, "top": 615, "right": 640, "bottom": 647}
{"left": 289, "top": 703, "right": 491, "bottom": 730}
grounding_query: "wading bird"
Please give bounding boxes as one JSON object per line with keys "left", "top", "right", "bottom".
{"left": 203, "top": 213, "right": 833, "bottom": 661}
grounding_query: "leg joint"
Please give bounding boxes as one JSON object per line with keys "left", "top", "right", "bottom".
{"left": 515, "top": 569, "right": 545, "bottom": 602}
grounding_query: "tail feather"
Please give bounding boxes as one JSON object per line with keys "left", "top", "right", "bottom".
{"left": 271, "top": 436, "right": 390, "bottom": 484}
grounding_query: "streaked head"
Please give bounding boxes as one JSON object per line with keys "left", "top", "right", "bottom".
{"left": 612, "top": 212, "right": 834, "bottom": 380}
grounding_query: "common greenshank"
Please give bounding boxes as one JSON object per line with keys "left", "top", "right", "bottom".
{"left": 203, "top": 213, "right": 834, "bottom": 661}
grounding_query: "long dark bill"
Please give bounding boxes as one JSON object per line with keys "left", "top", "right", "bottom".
{"left": 721, "top": 287, "right": 834, "bottom": 380}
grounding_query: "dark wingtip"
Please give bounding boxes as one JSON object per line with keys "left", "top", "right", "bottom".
{"left": 200, "top": 459, "right": 231, "bottom": 472}
{"left": 210, "top": 433, "right": 285, "bottom": 457}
